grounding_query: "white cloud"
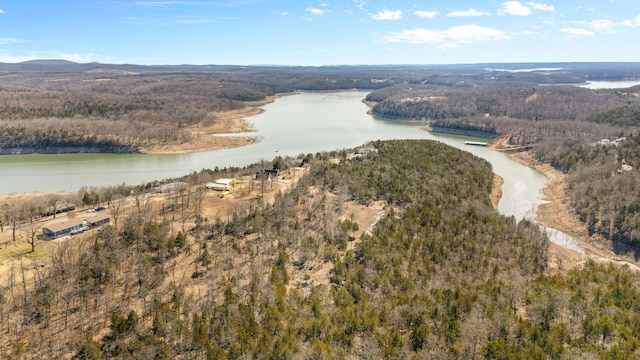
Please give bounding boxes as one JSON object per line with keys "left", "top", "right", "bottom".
{"left": 306, "top": 7, "right": 326, "bottom": 16}
{"left": 0, "top": 51, "right": 108, "bottom": 64}
{"left": 446, "top": 25, "right": 509, "bottom": 42}
{"left": 572, "top": 19, "right": 616, "bottom": 32}
{"left": 384, "top": 24, "right": 509, "bottom": 49}
{"left": 371, "top": 9, "right": 402, "bottom": 20}
{"left": 589, "top": 19, "right": 615, "bottom": 31}
{"left": 577, "top": 5, "right": 596, "bottom": 12}
{"left": 135, "top": 1, "right": 196, "bottom": 7}
{"left": 0, "top": 54, "right": 39, "bottom": 63}
{"left": 518, "top": 30, "right": 538, "bottom": 35}
{"left": 172, "top": 17, "right": 209, "bottom": 24}
{"left": 0, "top": 38, "right": 20, "bottom": 44}
{"left": 280, "top": 11, "right": 288, "bottom": 16}
{"left": 560, "top": 28, "right": 594, "bottom": 38}
{"left": 415, "top": 10, "right": 438, "bottom": 19}
{"left": 0, "top": 9, "right": 5, "bottom": 14}
{"left": 385, "top": 28, "right": 443, "bottom": 44}
{"left": 623, "top": 14, "right": 640, "bottom": 27}
{"left": 527, "top": 2, "right": 555, "bottom": 12}
{"left": 354, "top": 0, "right": 366, "bottom": 11}
{"left": 446, "top": 8, "right": 491, "bottom": 17}
{"left": 498, "top": 1, "right": 532, "bottom": 16}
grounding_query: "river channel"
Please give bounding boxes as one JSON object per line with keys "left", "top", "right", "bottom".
{"left": 2, "top": 91, "right": 548, "bottom": 223}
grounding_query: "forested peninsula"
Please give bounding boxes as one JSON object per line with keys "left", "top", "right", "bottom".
{"left": 360, "top": 66, "right": 640, "bottom": 262}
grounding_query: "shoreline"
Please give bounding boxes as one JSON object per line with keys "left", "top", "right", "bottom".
{"left": 140, "top": 93, "right": 295, "bottom": 155}
{"left": 490, "top": 139, "right": 640, "bottom": 272}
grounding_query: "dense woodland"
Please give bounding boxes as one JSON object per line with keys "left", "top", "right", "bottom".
{"left": 363, "top": 69, "right": 640, "bottom": 259}
{"left": 2, "top": 140, "right": 640, "bottom": 359}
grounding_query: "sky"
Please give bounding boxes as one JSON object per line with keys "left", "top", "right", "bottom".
{"left": 0, "top": 0, "right": 639, "bottom": 66}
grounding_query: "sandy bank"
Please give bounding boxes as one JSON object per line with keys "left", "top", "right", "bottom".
{"left": 140, "top": 93, "right": 295, "bottom": 155}
{"left": 491, "top": 140, "right": 640, "bottom": 273}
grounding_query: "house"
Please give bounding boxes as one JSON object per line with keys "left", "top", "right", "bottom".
{"left": 206, "top": 178, "right": 236, "bottom": 191}
{"left": 85, "top": 213, "right": 111, "bottom": 227}
{"left": 43, "top": 213, "right": 111, "bottom": 239}
{"left": 355, "top": 145, "right": 376, "bottom": 155}
{"left": 154, "top": 182, "right": 189, "bottom": 194}
{"left": 43, "top": 218, "right": 86, "bottom": 239}
{"left": 256, "top": 169, "right": 279, "bottom": 179}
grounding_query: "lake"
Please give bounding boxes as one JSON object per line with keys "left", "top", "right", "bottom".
{"left": 577, "top": 80, "right": 640, "bottom": 89}
{"left": 2, "top": 90, "right": 584, "bottom": 250}
{"left": 0, "top": 91, "right": 547, "bottom": 222}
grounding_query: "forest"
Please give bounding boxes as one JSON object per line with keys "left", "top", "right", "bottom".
{"left": 1, "top": 140, "right": 640, "bottom": 359}
{"left": 363, "top": 72, "right": 640, "bottom": 259}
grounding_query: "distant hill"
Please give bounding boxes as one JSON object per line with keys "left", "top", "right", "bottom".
{"left": 1, "top": 59, "right": 640, "bottom": 80}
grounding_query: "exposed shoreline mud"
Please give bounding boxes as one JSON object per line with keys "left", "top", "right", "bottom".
{"left": 491, "top": 137, "right": 640, "bottom": 273}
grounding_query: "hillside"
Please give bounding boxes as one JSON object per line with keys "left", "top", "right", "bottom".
{"left": 1, "top": 140, "right": 639, "bottom": 359}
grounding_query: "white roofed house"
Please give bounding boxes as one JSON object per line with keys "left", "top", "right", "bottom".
{"left": 154, "top": 182, "right": 190, "bottom": 194}
{"left": 206, "top": 178, "right": 236, "bottom": 191}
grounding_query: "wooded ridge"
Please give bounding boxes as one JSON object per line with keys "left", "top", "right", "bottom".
{"left": 2, "top": 140, "right": 639, "bottom": 358}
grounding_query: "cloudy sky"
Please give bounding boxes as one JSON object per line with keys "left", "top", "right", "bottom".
{"left": 0, "top": 0, "right": 638, "bottom": 65}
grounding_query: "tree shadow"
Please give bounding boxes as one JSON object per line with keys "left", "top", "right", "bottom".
{"left": 611, "top": 235, "right": 640, "bottom": 261}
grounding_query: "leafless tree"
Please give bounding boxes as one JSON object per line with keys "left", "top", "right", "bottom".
{"left": 110, "top": 196, "right": 127, "bottom": 228}
{"left": 47, "top": 195, "right": 60, "bottom": 218}
{"left": 24, "top": 220, "right": 42, "bottom": 253}
{"left": 2, "top": 202, "right": 23, "bottom": 242}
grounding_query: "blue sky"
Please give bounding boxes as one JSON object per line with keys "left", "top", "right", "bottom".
{"left": 0, "top": 1, "right": 638, "bottom": 65}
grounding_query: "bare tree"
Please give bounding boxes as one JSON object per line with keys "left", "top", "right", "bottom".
{"left": 101, "top": 185, "right": 117, "bottom": 209}
{"left": 111, "top": 196, "right": 127, "bottom": 228}
{"left": 2, "top": 202, "right": 23, "bottom": 242}
{"left": 47, "top": 195, "right": 61, "bottom": 218}
{"left": 24, "top": 220, "right": 42, "bottom": 253}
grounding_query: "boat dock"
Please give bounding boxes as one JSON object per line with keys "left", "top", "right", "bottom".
{"left": 464, "top": 141, "right": 489, "bottom": 146}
